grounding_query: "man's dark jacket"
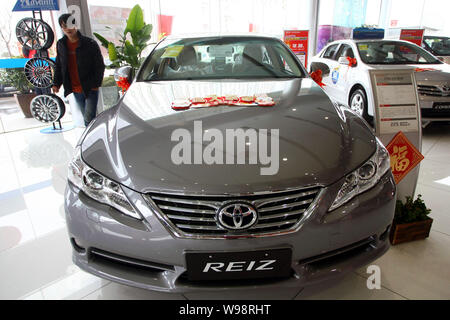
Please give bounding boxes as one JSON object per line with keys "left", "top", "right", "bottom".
{"left": 53, "top": 31, "right": 105, "bottom": 97}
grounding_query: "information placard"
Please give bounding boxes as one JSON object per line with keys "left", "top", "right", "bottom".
{"left": 369, "top": 69, "right": 422, "bottom": 201}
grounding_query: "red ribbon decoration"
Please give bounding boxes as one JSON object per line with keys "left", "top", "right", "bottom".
{"left": 309, "top": 69, "right": 326, "bottom": 88}
{"left": 347, "top": 57, "right": 357, "bottom": 67}
{"left": 117, "top": 77, "right": 131, "bottom": 93}
{"left": 414, "top": 68, "right": 436, "bottom": 72}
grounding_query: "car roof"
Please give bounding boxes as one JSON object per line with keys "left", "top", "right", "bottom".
{"left": 164, "top": 33, "right": 279, "bottom": 41}
{"left": 326, "top": 39, "right": 420, "bottom": 46}
{"left": 424, "top": 35, "right": 449, "bottom": 39}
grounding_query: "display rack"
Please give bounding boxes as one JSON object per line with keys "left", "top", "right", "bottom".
{"left": 15, "top": 7, "right": 71, "bottom": 134}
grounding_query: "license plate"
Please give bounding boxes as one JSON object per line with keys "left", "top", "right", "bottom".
{"left": 433, "top": 104, "right": 450, "bottom": 110}
{"left": 185, "top": 248, "right": 292, "bottom": 281}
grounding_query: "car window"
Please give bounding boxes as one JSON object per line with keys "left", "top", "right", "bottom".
{"left": 357, "top": 41, "right": 442, "bottom": 64}
{"left": 336, "top": 44, "right": 354, "bottom": 59}
{"left": 322, "top": 44, "right": 339, "bottom": 60}
{"left": 138, "top": 37, "right": 305, "bottom": 81}
{"left": 423, "top": 37, "right": 450, "bottom": 56}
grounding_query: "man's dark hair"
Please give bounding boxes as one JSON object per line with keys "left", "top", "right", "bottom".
{"left": 58, "top": 13, "right": 75, "bottom": 27}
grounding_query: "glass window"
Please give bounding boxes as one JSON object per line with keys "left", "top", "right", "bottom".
{"left": 316, "top": 0, "right": 382, "bottom": 53}
{"left": 138, "top": 36, "right": 305, "bottom": 81}
{"left": 423, "top": 37, "right": 450, "bottom": 56}
{"left": 322, "top": 44, "right": 339, "bottom": 59}
{"left": 336, "top": 44, "right": 354, "bottom": 59}
{"left": 357, "top": 41, "right": 442, "bottom": 65}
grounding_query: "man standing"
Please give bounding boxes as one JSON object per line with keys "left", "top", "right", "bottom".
{"left": 52, "top": 14, "right": 105, "bottom": 127}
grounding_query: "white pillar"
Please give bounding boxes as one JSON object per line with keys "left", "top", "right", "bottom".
{"left": 308, "top": 0, "right": 320, "bottom": 68}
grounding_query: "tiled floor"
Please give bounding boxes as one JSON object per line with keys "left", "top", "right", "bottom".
{"left": 0, "top": 108, "right": 449, "bottom": 299}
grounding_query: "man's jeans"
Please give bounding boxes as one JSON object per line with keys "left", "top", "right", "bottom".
{"left": 73, "top": 90, "right": 99, "bottom": 126}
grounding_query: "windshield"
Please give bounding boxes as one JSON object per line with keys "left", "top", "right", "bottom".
{"left": 423, "top": 37, "right": 450, "bottom": 56}
{"left": 138, "top": 37, "right": 305, "bottom": 81}
{"left": 357, "top": 41, "right": 442, "bottom": 65}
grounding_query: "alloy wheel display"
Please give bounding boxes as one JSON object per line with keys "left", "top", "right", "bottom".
{"left": 30, "top": 94, "right": 66, "bottom": 123}
{"left": 16, "top": 18, "right": 54, "bottom": 50}
{"left": 24, "top": 58, "right": 55, "bottom": 88}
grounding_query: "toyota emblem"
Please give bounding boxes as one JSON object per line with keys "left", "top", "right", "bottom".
{"left": 217, "top": 202, "right": 258, "bottom": 230}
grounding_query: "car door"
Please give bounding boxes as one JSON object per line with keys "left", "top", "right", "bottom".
{"left": 312, "top": 43, "right": 341, "bottom": 100}
{"left": 333, "top": 44, "right": 357, "bottom": 104}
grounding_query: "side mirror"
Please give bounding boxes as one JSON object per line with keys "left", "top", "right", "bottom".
{"left": 114, "top": 66, "right": 133, "bottom": 82}
{"left": 338, "top": 57, "right": 349, "bottom": 65}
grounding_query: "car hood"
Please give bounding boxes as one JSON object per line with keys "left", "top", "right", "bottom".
{"left": 81, "top": 78, "right": 376, "bottom": 194}
{"left": 366, "top": 63, "right": 450, "bottom": 82}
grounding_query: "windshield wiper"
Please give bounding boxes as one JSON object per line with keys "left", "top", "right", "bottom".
{"left": 241, "top": 53, "right": 279, "bottom": 77}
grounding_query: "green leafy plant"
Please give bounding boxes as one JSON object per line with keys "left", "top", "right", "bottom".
{"left": 0, "top": 68, "right": 33, "bottom": 94}
{"left": 94, "top": 5, "right": 152, "bottom": 73}
{"left": 394, "top": 194, "right": 431, "bottom": 224}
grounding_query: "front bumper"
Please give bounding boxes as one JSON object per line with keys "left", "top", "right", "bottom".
{"left": 65, "top": 172, "right": 396, "bottom": 293}
{"left": 418, "top": 86, "right": 450, "bottom": 120}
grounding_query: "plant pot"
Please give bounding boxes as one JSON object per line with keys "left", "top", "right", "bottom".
{"left": 14, "top": 92, "right": 37, "bottom": 118}
{"left": 389, "top": 218, "right": 433, "bottom": 245}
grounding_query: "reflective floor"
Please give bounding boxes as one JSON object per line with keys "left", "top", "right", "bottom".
{"left": 0, "top": 116, "right": 449, "bottom": 299}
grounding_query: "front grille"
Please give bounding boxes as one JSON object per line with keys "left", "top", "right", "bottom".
{"left": 145, "top": 187, "right": 321, "bottom": 238}
{"left": 417, "top": 84, "right": 450, "bottom": 97}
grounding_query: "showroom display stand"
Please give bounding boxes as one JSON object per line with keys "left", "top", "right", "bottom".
{"left": 369, "top": 69, "right": 422, "bottom": 201}
{"left": 15, "top": 6, "right": 73, "bottom": 134}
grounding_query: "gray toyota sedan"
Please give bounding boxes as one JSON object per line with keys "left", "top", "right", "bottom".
{"left": 65, "top": 34, "right": 396, "bottom": 293}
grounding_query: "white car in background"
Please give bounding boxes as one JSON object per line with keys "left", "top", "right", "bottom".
{"left": 310, "top": 39, "right": 450, "bottom": 123}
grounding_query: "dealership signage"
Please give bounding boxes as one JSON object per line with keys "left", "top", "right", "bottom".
{"left": 400, "top": 29, "right": 425, "bottom": 47}
{"left": 12, "top": 0, "right": 59, "bottom": 11}
{"left": 352, "top": 27, "right": 384, "bottom": 40}
{"left": 369, "top": 69, "right": 423, "bottom": 200}
{"left": 283, "top": 30, "right": 308, "bottom": 67}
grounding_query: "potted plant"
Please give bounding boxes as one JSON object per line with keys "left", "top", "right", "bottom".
{"left": 390, "top": 194, "right": 433, "bottom": 245}
{"left": 94, "top": 4, "right": 152, "bottom": 75}
{"left": 0, "top": 68, "right": 35, "bottom": 118}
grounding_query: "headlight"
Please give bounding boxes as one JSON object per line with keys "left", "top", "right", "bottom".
{"left": 68, "top": 146, "right": 141, "bottom": 220}
{"left": 329, "top": 138, "right": 390, "bottom": 211}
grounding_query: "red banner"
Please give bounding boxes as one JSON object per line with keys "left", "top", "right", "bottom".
{"left": 400, "top": 29, "right": 425, "bottom": 47}
{"left": 284, "top": 30, "right": 309, "bottom": 67}
{"left": 158, "top": 15, "right": 173, "bottom": 37}
{"left": 386, "top": 131, "right": 424, "bottom": 184}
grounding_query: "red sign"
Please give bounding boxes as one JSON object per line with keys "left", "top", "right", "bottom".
{"left": 284, "top": 30, "right": 309, "bottom": 67}
{"left": 386, "top": 131, "right": 424, "bottom": 184}
{"left": 400, "top": 29, "right": 425, "bottom": 47}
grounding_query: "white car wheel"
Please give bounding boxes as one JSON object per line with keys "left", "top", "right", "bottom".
{"left": 349, "top": 88, "right": 370, "bottom": 122}
{"left": 351, "top": 93, "right": 364, "bottom": 116}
